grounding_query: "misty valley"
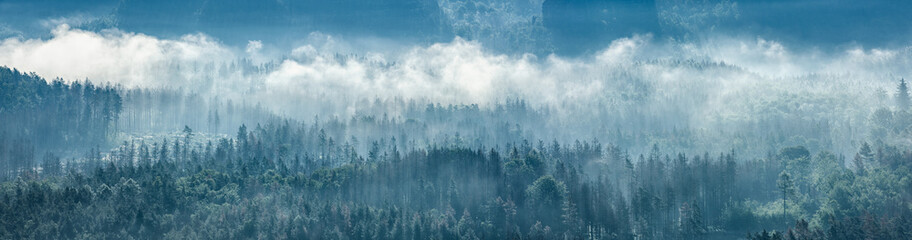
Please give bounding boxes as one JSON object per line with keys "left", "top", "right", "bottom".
{"left": 2, "top": 1, "right": 912, "bottom": 240}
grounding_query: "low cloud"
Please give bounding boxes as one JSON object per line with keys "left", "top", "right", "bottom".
{"left": 0, "top": 25, "right": 909, "bottom": 125}
{"left": 0, "top": 25, "right": 233, "bottom": 88}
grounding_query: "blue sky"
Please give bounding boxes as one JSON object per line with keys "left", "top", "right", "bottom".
{"left": 1, "top": 0, "right": 910, "bottom": 55}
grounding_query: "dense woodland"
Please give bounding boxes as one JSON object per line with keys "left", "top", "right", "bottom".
{"left": 1, "top": 65, "right": 911, "bottom": 239}
{"left": 0, "top": 67, "right": 121, "bottom": 179}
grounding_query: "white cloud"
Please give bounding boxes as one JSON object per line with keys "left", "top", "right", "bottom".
{"left": 246, "top": 40, "right": 262, "bottom": 55}
{"left": 0, "top": 25, "right": 909, "bottom": 125}
{"left": 0, "top": 25, "right": 234, "bottom": 89}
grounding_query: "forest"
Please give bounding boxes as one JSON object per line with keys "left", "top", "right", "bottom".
{"left": 1, "top": 65, "right": 911, "bottom": 239}
{"left": 1, "top": 1, "right": 912, "bottom": 239}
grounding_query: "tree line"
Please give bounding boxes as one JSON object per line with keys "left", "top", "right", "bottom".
{"left": 0, "top": 66, "right": 121, "bottom": 179}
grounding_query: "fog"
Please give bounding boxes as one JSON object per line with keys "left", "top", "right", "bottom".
{"left": 1, "top": 25, "right": 906, "bottom": 156}
{"left": 2, "top": 25, "right": 906, "bottom": 106}
{"left": 2, "top": 1, "right": 912, "bottom": 239}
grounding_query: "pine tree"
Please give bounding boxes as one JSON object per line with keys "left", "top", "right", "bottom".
{"left": 777, "top": 171, "right": 795, "bottom": 218}
{"left": 561, "top": 196, "right": 581, "bottom": 237}
{"left": 853, "top": 153, "right": 866, "bottom": 175}
{"left": 897, "top": 78, "right": 910, "bottom": 110}
{"left": 679, "top": 201, "right": 705, "bottom": 240}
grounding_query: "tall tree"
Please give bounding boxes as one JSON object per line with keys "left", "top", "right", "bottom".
{"left": 776, "top": 171, "right": 795, "bottom": 218}
{"left": 897, "top": 78, "right": 910, "bottom": 110}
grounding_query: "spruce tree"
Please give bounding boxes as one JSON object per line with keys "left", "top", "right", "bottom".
{"left": 897, "top": 78, "right": 910, "bottom": 110}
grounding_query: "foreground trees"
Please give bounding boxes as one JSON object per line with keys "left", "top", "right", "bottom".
{"left": 0, "top": 120, "right": 908, "bottom": 239}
